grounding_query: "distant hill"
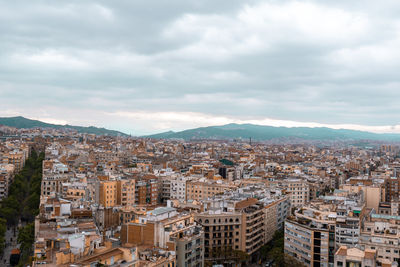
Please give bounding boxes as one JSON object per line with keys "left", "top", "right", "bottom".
{"left": 144, "top": 123, "right": 400, "bottom": 141}
{"left": 0, "top": 116, "right": 127, "bottom": 136}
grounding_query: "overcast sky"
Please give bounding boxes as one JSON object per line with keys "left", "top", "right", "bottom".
{"left": 1, "top": 0, "right": 400, "bottom": 135}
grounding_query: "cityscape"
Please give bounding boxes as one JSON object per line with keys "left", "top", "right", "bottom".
{"left": 2, "top": 1, "right": 400, "bottom": 267}
{"left": 1, "top": 124, "right": 400, "bottom": 267}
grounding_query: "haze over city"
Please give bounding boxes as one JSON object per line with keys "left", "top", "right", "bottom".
{"left": 1, "top": 1, "right": 400, "bottom": 135}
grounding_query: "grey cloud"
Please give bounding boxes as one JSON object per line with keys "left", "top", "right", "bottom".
{"left": 1, "top": 0, "right": 400, "bottom": 134}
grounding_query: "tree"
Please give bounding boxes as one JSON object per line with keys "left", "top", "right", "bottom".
{"left": 18, "top": 223, "right": 34, "bottom": 253}
{"left": 0, "top": 149, "right": 45, "bottom": 266}
{"left": 0, "top": 206, "right": 19, "bottom": 226}
{"left": 17, "top": 222, "right": 35, "bottom": 266}
{"left": 259, "top": 230, "right": 306, "bottom": 267}
{"left": 0, "top": 218, "right": 6, "bottom": 255}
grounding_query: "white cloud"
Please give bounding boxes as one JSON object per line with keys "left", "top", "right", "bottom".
{"left": 106, "top": 111, "right": 400, "bottom": 135}
{"left": 163, "top": 1, "right": 369, "bottom": 61}
{"left": 34, "top": 117, "right": 68, "bottom": 125}
{"left": 14, "top": 50, "right": 90, "bottom": 70}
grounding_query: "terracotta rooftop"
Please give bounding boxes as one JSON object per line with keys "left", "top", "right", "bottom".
{"left": 235, "top": 198, "right": 258, "bottom": 209}
{"left": 77, "top": 248, "right": 123, "bottom": 265}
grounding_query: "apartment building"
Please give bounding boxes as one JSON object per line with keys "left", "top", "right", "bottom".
{"left": 170, "top": 176, "right": 188, "bottom": 203}
{"left": 195, "top": 195, "right": 270, "bottom": 265}
{"left": 360, "top": 212, "right": 400, "bottom": 264}
{"left": 41, "top": 160, "right": 72, "bottom": 196}
{"left": 170, "top": 225, "right": 204, "bottom": 267}
{"left": 237, "top": 199, "right": 265, "bottom": 255}
{"left": 99, "top": 180, "right": 118, "bottom": 207}
{"left": 0, "top": 164, "right": 14, "bottom": 200}
{"left": 384, "top": 177, "right": 400, "bottom": 202}
{"left": 121, "top": 206, "right": 204, "bottom": 267}
{"left": 334, "top": 246, "right": 377, "bottom": 267}
{"left": 195, "top": 210, "right": 243, "bottom": 264}
{"left": 285, "top": 215, "right": 335, "bottom": 267}
{"left": 186, "top": 178, "right": 236, "bottom": 201}
{"left": 271, "top": 178, "right": 310, "bottom": 207}
{"left": 263, "top": 195, "right": 291, "bottom": 242}
{"left": 161, "top": 177, "right": 171, "bottom": 202}
{"left": 284, "top": 192, "right": 365, "bottom": 267}
{"left": 98, "top": 179, "right": 135, "bottom": 208}
{"left": 135, "top": 177, "right": 160, "bottom": 205}
{"left": 118, "top": 179, "right": 136, "bottom": 206}
{"left": 2, "top": 148, "right": 28, "bottom": 172}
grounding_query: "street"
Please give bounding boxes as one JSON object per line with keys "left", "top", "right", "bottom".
{"left": 1, "top": 226, "right": 20, "bottom": 266}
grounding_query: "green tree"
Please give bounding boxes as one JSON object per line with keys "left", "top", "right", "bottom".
{"left": 0, "top": 206, "right": 19, "bottom": 226}
{"left": 0, "top": 218, "right": 6, "bottom": 255}
{"left": 18, "top": 223, "right": 35, "bottom": 252}
{"left": 17, "top": 223, "right": 35, "bottom": 266}
{"left": 0, "top": 149, "right": 44, "bottom": 265}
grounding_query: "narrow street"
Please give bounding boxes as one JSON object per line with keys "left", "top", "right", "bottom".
{"left": 2, "top": 225, "right": 21, "bottom": 266}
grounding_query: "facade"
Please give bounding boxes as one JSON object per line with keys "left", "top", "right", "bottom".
{"left": 196, "top": 185, "right": 291, "bottom": 266}
{"left": 170, "top": 176, "right": 188, "bottom": 202}
{"left": 171, "top": 225, "right": 204, "bottom": 267}
{"left": 196, "top": 211, "right": 243, "bottom": 265}
{"left": 118, "top": 179, "right": 136, "bottom": 207}
{"left": 384, "top": 177, "right": 400, "bottom": 202}
{"left": 98, "top": 179, "right": 136, "bottom": 208}
{"left": 360, "top": 212, "right": 400, "bottom": 264}
{"left": 135, "top": 178, "right": 160, "bottom": 205}
{"left": 284, "top": 192, "right": 365, "bottom": 267}
{"left": 41, "top": 160, "right": 71, "bottom": 196}
{"left": 334, "top": 246, "right": 377, "bottom": 267}
{"left": 264, "top": 195, "right": 291, "bottom": 242}
{"left": 272, "top": 178, "right": 310, "bottom": 207}
{"left": 99, "top": 180, "right": 118, "bottom": 207}
{"left": 121, "top": 206, "right": 204, "bottom": 267}
{"left": 0, "top": 164, "right": 14, "bottom": 200}
{"left": 185, "top": 179, "right": 236, "bottom": 201}
{"left": 285, "top": 218, "right": 335, "bottom": 267}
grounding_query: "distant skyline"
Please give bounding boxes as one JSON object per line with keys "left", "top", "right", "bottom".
{"left": 1, "top": 1, "right": 400, "bottom": 135}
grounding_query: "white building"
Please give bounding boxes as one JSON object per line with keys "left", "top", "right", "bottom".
{"left": 170, "top": 176, "right": 189, "bottom": 203}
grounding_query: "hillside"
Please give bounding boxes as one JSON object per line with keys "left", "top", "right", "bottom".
{"left": 0, "top": 116, "right": 127, "bottom": 136}
{"left": 144, "top": 123, "right": 400, "bottom": 141}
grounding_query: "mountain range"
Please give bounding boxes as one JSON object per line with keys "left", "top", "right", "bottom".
{"left": 1, "top": 116, "right": 400, "bottom": 141}
{"left": 144, "top": 123, "right": 400, "bottom": 142}
{"left": 0, "top": 116, "right": 127, "bottom": 136}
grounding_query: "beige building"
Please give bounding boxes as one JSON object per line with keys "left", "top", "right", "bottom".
{"left": 98, "top": 179, "right": 135, "bottom": 208}
{"left": 285, "top": 217, "right": 334, "bottom": 267}
{"left": 263, "top": 195, "right": 291, "bottom": 243}
{"left": 360, "top": 212, "right": 400, "bottom": 264}
{"left": 121, "top": 207, "right": 204, "bottom": 267}
{"left": 341, "top": 184, "right": 384, "bottom": 211}
{"left": 2, "top": 146, "right": 29, "bottom": 172}
{"left": 0, "top": 164, "right": 15, "bottom": 200}
{"left": 271, "top": 178, "right": 310, "bottom": 207}
{"left": 334, "top": 246, "right": 378, "bottom": 267}
{"left": 196, "top": 198, "right": 265, "bottom": 265}
{"left": 285, "top": 193, "right": 365, "bottom": 267}
{"left": 186, "top": 179, "right": 236, "bottom": 201}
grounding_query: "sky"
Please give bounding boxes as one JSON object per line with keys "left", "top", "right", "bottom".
{"left": 1, "top": 0, "right": 400, "bottom": 135}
